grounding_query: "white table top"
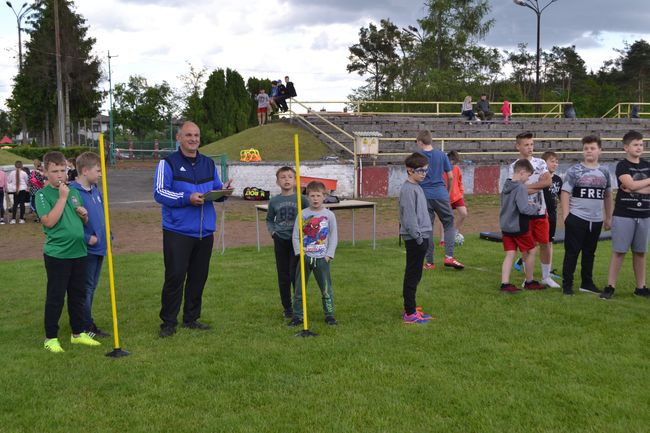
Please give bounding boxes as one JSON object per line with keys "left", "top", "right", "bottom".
{"left": 255, "top": 199, "right": 376, "bottom": 212}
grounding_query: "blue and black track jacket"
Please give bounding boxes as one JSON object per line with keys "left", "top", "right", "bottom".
{"left": 153, "top": 150, "right": 223, "bottom": 239}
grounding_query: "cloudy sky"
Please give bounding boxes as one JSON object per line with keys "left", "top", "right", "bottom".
{"left": 1, "top": 0, "right": 649, "bottom": 112}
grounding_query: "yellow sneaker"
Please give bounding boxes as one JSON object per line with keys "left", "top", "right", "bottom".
{"left": 70, "top": 332, "right": 101, "bottom": 347}
{"left": 44, "top": 338, "right": 65, "bottom": 353}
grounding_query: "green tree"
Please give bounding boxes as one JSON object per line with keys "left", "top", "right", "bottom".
{"left": 0, "top": 110, "right": 12, "bottom": 136}
{"left": 225, "top": 68, "right": 251, "bottom": 135}
{"left": 8, "top": 0, "right": 101, "bottom": 146}
{"left": 201, "top": 69, "right": 227, "bottom": 143}
{"left": 544, "top": 45, "right": 587, "bottom": 100}
{"left": 617, "top": 40, "right": 650, "bottom": 102}
{"left": 113, "top": 75, "right": 174, "bottom": 141}
{"left": 347, "top": 19, "right": 402, "bottom": 99}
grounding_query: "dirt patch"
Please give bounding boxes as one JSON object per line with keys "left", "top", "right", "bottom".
{"left": 0, "top": 197, "right": 502, "bottom": 262}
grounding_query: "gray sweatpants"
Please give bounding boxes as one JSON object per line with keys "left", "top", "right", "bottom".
{"left": 426, "top": 198, "right": 455, "bottom": 263}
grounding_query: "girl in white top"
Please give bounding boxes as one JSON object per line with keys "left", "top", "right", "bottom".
{"left": 7, "top": 160, "right": 29, "bottom": 223}
{"left": 461, "top": 96, "right": 477, "bottom": 121}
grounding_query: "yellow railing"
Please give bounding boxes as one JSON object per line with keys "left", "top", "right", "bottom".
{"left": 601, "top": 102, "right": 650, "bottom": 118}
{"left": 374, "top": 136, "right": 624, "bottom": 157}
{"left": 291, "top": 99, "right": 567, "bottom": 118}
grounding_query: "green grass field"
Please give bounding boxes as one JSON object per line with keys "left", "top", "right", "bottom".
{"left": 201, "top": 121, "right": 332, "bottom": 161}
{"left": 1, "top": 238, "right": 648, "bottom": 433}
{"left": 0, "top": 149, "right": 29, "bottom": 165}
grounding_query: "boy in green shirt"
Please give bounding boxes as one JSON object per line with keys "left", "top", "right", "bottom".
{"left": 266, "top": 166, "right": 308, "bottom": 318}
{"left": 36, "top": 151, "right": 101, "bottom": 353}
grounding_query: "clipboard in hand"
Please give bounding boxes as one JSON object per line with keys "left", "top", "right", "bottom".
{"left": 202, "top": 189, "right": 233, "bottom": 202}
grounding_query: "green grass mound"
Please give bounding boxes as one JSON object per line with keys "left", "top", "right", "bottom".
{"left": 0, "top": 149, "right": 30, "bottom": 165}
{"left": 1, "top": 238, "right": 648, "bottom": 432}
{"left": 201, "top": 121, "right": 332, "bottom": 161}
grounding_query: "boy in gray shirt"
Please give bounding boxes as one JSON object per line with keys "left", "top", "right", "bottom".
{"left": 291, "top": 181, "right": 338, "bottom": 326}
{"left": 500, "top": 159, "right": 543, "bottom": 292}
{"left": 399, "top": 153, "right": 434, "bottom": 324}
{"left": 560, "top": 135, "right": 613, "bottom": 295}
{"left": 266, "top": 166, "right": 308, "bottom": 318}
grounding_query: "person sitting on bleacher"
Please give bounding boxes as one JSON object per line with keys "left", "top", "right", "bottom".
{"left": 477, "top": 94, "right": 494, "bottom": 121}
{"left": 461, "top": 96, "right": 478, "bottom": 122}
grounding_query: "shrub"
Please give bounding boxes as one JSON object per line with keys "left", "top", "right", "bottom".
{"left": 9, "top": 146, "right": 96, "bottom": 161}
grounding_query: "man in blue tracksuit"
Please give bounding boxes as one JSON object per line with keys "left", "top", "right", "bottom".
{"left": 153, "top": 121, "right": 229, "bottom": 338}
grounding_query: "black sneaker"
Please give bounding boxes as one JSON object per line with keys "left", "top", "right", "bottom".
{"left": 563, "top": 286, "right": 575, "bottom": 296}
{"left": 633, "top": 287, "right": 650, "bottom": 298}
{"left": 283, "top": 309, "right": 293, "bottom": 319}
{"left": 182, "top": 321, "right": 211, "bottom": 330}
{"left": 579, "top": 285, "right": 602, "bottom": 295}
{"left": 89, "top": 323, "right": 110, "bottom": 338}
{"left": 600, "top": 285, "right": 615, "bottom": 300}
{"left": 325, "top": 316, "right": 338, "bottom": 326}
{"left": 287, "top": 317, "right": 303, "bottom": 327}
{"left": 159, "top": 324, "right": 177, "bottom": 338}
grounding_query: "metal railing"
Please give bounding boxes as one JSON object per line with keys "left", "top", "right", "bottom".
{"left": 601, "top": 102, "right": 650, "bottom": 118}
{"left": 374, "top": 136, "right": 625, "bottom": 158}
{"left": 291, "top": 99, "right": 567, "bottom": 118}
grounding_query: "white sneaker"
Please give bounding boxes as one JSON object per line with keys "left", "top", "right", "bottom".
{"left": 18, "top": 219, "right": 25, "bottom": 224}
{"left": 0, "top": 218, "right": 4, "bottom": 225}
{"left": 9, "top": 219, "right": 16, "bottom": 224}
{"left": 542, "top": 277, "right": 560, "bottom": 288}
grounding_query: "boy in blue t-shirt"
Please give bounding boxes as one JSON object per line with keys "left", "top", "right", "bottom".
{"left": 70, "top": 152, "right": 110, "bottom": 337}
{"left": 416, "top": 130, "right": 464, "bottom": 270}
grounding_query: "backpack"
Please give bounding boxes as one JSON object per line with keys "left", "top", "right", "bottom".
{"left": 29, "top": 171, "right": 44, "bottom": 190}
{"left": 243, "top": 187, "right": 270, "bottom": 201}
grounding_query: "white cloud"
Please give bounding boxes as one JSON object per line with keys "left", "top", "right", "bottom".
{"left": 1, "top": 0, "right": 649, "bottom": 112}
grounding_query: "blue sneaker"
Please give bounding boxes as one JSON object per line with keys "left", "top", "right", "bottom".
{"left": 416, "top": 307, "right": 434, "bottom": 321}
{"left": 403, "top": 312, "right": 428, "bottom": 324}
{"left": 513, "top": 257, "right": 523, "bottom": 272}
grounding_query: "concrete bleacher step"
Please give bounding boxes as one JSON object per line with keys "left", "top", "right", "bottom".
{"left": 295, "top": 115, "right": 650, "bottom": 163}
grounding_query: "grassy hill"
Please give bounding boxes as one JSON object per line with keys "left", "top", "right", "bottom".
{"left": 0, "top": 149, "right": 29, "bottom": 165}
{"left": 200, "top": 121, "right": 332, "bottom": 161}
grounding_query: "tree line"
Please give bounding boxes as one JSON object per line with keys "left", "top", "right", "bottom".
{"left": 346, "top": 0, "right": 650, "bottom": 117}
{"left": 3, "top": 0, "right": 649, "bottom": 147}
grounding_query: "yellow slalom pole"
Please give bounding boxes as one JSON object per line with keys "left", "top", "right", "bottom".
{"left": 98, "top": 134, "right": 130, "bottom": 357}
{"left": 294, "top": 134, "right": 316, "bottom": 337}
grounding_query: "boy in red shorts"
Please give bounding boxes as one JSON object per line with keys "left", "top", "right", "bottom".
{"left": 500, "top": 159, "right": 544, "bottom": 292}
{"left": 508, "top": 132, "right": 559, "bottom": 289}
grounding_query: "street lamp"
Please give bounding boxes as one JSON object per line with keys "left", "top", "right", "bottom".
{"left": 513, "top": 0, "right": 558, "bottom": 101}
{"left": 6, "top": 1, "right": 40, "bottom": 144}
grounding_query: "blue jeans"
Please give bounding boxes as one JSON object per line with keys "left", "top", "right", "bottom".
{"left": 85, "top": 254, "right": 104, "bottom": 330}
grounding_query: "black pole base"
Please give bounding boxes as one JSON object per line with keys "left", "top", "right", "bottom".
{"left": 295, "top": 329, "right": 318, "bottom": 338}
{"left": 106, "top": 348, "right": 131, "bottom": 358}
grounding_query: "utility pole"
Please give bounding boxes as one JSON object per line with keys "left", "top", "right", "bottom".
{"left": 513, "top": 0, "right": 559, "bottom": 102}
{"left": 53, "top": 0, "right": 65, "bottom": 147}
{"left": 108, "top": 51, "right": 118, "bottom": 165}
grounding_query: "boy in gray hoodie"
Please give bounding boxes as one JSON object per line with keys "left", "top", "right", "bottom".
{"left": 399, "top": 153, "right": 434, "bottom": 323}
{"left": 500, "top": 159, "right": 543, "bottom": 292}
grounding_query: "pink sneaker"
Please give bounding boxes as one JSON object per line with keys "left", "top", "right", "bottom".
{"left": 415, "top": 307, "right": 434, "bottom": 320}
{"left": 423, "top": 263, "right": 436, "bottom": 270}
